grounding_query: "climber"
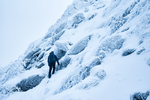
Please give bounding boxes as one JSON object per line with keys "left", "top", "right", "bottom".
{"left": 47, "top": 51, "right": 60, "bottom": 78}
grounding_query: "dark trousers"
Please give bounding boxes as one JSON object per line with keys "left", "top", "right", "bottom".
{"left": 48, "top": 62, "right": 55, "bottom": 78}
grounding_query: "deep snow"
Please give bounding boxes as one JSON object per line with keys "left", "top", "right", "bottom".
{"left": 0, "top": 0, "right": 150, "bottom": 100}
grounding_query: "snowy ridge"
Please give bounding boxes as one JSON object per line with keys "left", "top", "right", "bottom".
{"left": 0, "top": 0, "right": 150, "bottom": 100}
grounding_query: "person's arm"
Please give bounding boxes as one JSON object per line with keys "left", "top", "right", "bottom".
{"left": 55, "top": 56, "right": 60, "bottom": 65}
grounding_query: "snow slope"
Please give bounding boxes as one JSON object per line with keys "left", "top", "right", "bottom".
{"left": 1, "top": 0, "right": 150, "bottom": 100}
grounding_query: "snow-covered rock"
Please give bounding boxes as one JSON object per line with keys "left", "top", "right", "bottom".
{"left": 1, "top": 0, "right": 150, "bottom": 100}
{"left": 16, "top": 75, "right": 45, "bottom": 92}
{"left": 68, "top": 35, "right": 92, "bottom": 55}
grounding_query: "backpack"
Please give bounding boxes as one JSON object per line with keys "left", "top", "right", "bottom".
{"left": 48, "top": 51, "right": 56, "bottom": 63}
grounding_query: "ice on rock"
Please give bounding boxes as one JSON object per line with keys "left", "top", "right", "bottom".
{"left": 68, "top": 35, "right": 92, "bottom": 55}
{"left": 56, "top": 55, "right": 71, "bottom": 71}
{"left": 72, "top": 13, "right": 85, "bottom": 28}
{"left": 54, "top": 41, "right": 69, "bottom": 51}
{"left": 16, "top": 75, "right": 45, "bottom": 92}
{"left": 97, "top": 35, "right": 125, "bottom": 53}
{"left": 55, "top": 66, "right": 91, "bottom": 94}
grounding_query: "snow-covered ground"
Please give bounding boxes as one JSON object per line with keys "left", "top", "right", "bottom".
{"left": 0, "top": 0, "right": 150, "bottom": 100}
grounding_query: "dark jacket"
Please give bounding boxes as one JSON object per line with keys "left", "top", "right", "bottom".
{"left": 48, "top": 51, "right": 59, "bottom": 65}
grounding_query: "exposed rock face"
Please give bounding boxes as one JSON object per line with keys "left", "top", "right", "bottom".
{"left": 72, "top": 13, "right": 85, "bottom": 28}
{"left": 130, "top": 91, "right": 149, "bottom": 100}
{"left": 97, "top": 35, "right": 125, "bottom": 54}
{"left": 122, "top": 49, "right": 136, "bottom": 56}
{"left": 16, "top": 75, "right": 45, "bottom": 92}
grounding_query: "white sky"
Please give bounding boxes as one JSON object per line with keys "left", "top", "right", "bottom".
{"left": 0, "top": 0, "right": 73, "bottom": 67}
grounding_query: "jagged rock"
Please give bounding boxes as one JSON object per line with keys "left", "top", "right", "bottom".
{"left": 147, "top": 58, "right": 150, "bottom": 66}
{"left": 98, "top": 35, "right": 125, "bottom": 53}
{"left": 55, "top": 23, "right": 67, "bottom": 34}
{"left": 130, "top": 91, "right": 149, "bottom": 100}
{"left": 96, "top": 52, "right": 105, "bottom": 60}
{"left": 88, "top": 57, "right": 101, "bottom": 67}
{"left": 109, "top": 17, "right": 128, "bottom": 34}
{"left": 36, "top": 52, "right": 45, "bottom": 61}
{"left": 137, "top": 48, "right": 145, "bottom": 55}
{"left": 122, "top": 0, "right": 140, "bottom": 17}
{"left": 68, "top": 35, "right": 92, "bottom": 55}
{"left": 122, "top": 49, "right": 136, "bottom": 56}
{"left": 56, "top": 66, "right": 91, "bottom": 94}
{"left": 56, "top": 55, "right": 71, "bottom": 71}
{"left": 36, "top": 63, "right": 45, "bottom": 69}
{"left": 16, "top": 75, "right": 45, "bottom": 92}
{"left": 50, "top": 30, "right": 65, "bottom": 45}
{"left": 78, "top": 69, "right": 106, "bottom": 90}
{"left": 88, "top": 12, "right": 98, "bottom": 20}
{"left": 72, "top": 13, "right": 85, "bottom": 28}
{"left": 121, "top": 27, "right": 129, "bottom": 32}
{"left": 46, "top": 47, "right": 51, "bottom": 51}
{"left": 24, "top": 48, "right": 41, "bottom": 60}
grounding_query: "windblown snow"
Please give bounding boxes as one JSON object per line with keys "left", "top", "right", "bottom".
{"left": 1, "top": 0, "right": 150, "bottom": 100}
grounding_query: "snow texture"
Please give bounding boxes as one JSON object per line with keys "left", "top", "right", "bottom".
{"left": 1, "top": 0, "right": 150, "bottom": 100}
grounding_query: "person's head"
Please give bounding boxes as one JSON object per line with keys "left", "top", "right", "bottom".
{"left": 50, "top": 51, "right": 54, "bottom": 55}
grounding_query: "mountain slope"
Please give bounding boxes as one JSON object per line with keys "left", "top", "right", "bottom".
{"left": 1, "top": 0, "right": 150, "bottom": 100}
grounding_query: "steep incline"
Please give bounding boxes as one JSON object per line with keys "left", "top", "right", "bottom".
{"left": 0, "top": 0, "right": 150, "bottom": 100}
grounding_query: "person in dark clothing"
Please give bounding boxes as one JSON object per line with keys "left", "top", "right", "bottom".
{"left": 47, "top": 51, "right": 60, "bottom": 78}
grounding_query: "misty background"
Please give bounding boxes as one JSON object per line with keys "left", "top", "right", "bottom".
{"left": 0, "top": 0, "right": 73, "bottom": 67}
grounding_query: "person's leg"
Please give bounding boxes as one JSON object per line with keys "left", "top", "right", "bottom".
{"left": 52, "top": 62, "right": 55, "bottom": 74}
{"left": 48, "top": 64, "right": 52, "bottom": 78}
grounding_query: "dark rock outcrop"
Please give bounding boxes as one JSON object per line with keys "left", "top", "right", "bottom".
{"left": 130, "top": 91, "right": 149, "bottom": 100}
{"left": 36, "top": 63, "right": 45, "bottom": 69}
{"left": 122, "top": 49, "right": 136, "bottom": 56}
{"left": 16, "top": 75, "right": 45, "bottom": 92}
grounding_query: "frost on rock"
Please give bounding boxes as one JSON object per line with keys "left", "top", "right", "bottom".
{"left": 54, "top": 48, "right": 67, "bottom": 60}
{"left": 23, "top": 48, "right": 42, "bottom": 70}
{"left": 54, "top": 41, "right": 69, "bottom": 51}
{"left": 50, "top": 30, "right": 65, "bottom": 45}
{"left": 72, "top": 13, "right": 85, "bottom": 28}
{"left": 78, "top": 69, "right": 106, "bottom": 90}
{"left": 55, "top": 66, "right": 91, "bottom": 94}
{"left": 122, "top": 0, "right": 140, "bottom": 17}
{"left": 0, "top": 61, "right": 24, "bottom": 85}
{"left": 122, "top": 49, "right": 136, "bottom": 56}
{"left": 109, "top": 16, "right": 128, "bottom": 34}
{"left": 16, "top": 75, "right": 45, "bottom": 92}
{"left": 55, "top": 23, "right": 67, "bottom": 34}
{"left": 68, "top": 35, "right": 92, "bottom": 55}
{"left": 77, "top": 78, "right": 99, "bottom": 90}
{"left": 130, "top": 91, "right": 150, "bottom": 100}
{"left": 97, "top": 35, "right": 125, "bottom": 53}
{"left": 136, "top": 48, "right": 145, "bottom": 55}
{"left": 87, "top": 12, "right": 98, "bottom": 20}
{"left": 36, "top": 63, "right": 45, "bottom": 69}
{"left": 56, "top": 55, "right": 71, "bottom": 71}
{"left": 147, "top": 58, "right": 150, "bottom": 66}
